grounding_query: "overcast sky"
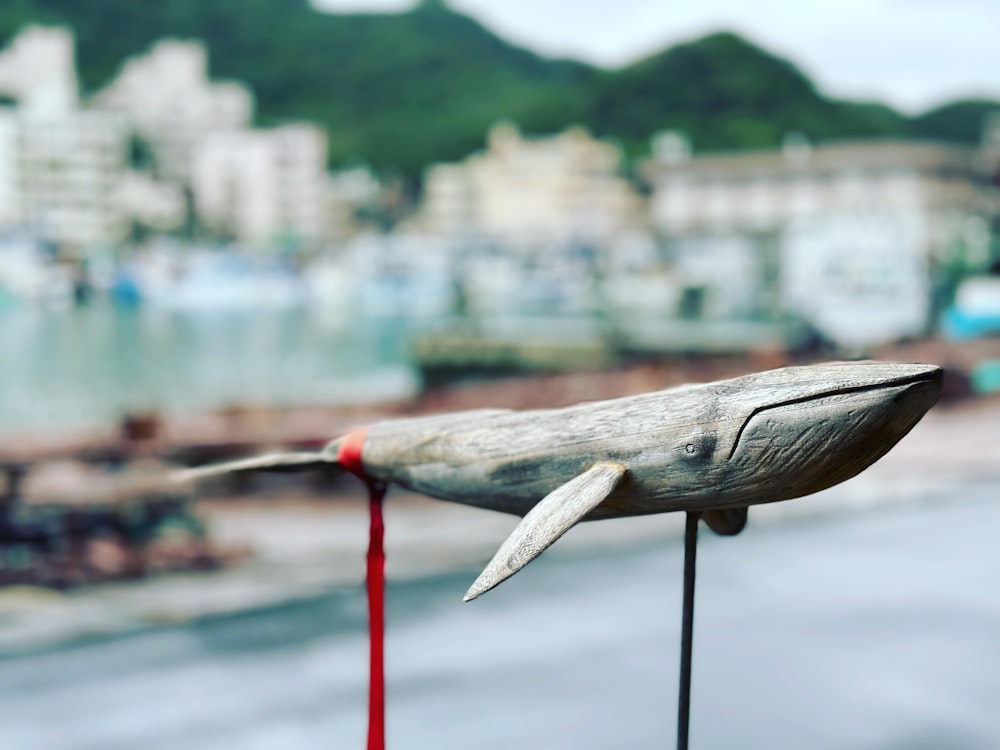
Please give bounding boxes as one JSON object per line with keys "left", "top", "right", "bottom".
{"left": 313, "top": 0, "right": 1000, "bottom": 113}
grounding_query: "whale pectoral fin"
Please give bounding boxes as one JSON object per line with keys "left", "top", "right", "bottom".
{"left": 175, "top": 452, "right": 334, "bottom": 484}
{"left": 702, "top": 507, "right": 748, "bottom": 536}
{"left": 464, "top": 461, "right": 627, "bottom": 602}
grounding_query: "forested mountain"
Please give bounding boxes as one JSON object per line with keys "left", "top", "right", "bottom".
{"left": 588, "top": 31, "right": 906, "bottom": 156}
{"left": 908, "top": 99, "right": 1000, "bottom": 144}
{"left": 0, "top": 0, "right": 994, "bottom": 174}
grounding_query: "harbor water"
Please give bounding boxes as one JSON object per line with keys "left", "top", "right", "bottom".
{"left": 0, "top": 304, "right": 416, "bottom": 435}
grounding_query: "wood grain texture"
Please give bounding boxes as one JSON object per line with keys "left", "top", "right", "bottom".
{"left": 181, "top": 362, "right": 942, "bottom": 519}
{"left": 176, "top": 452, "right": 331, "bottom": 484}
{"left": 702, "top": 507, "right": 748, "bottom": 536}
{"left": 358, "top": 362, "right": 943, "bottom": 518}
{"left": 176, "top": 361, "right": 943, "bottom": 599}
{"left": 463, "top": 461, "right": 626, "bottom": 601}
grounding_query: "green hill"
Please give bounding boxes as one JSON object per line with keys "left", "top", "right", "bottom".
{"left": 908, "top": 99, "right": 1000, "bottom": 144}
{"left": 0, "top": 0, "right": 596, "bottom": 173}
{"left": 0, "top": 0, "right": 994, "bottom": 175}
{"left": 588, "top": 32, "right": 907, "bottom": 156}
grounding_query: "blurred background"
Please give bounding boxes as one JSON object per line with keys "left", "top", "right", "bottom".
{"left": 0, "top": 1, "right": 999, "bottom": 747}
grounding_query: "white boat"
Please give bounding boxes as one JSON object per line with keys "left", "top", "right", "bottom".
{"left": 0, "top": 235, "right": 73, "bottom": 308}
{"left": 116, "top": 246, "right": 307, "bottom": 311}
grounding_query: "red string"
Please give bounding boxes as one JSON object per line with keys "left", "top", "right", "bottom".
{"left": 336, "top": 429, "right": 386, "bottom": 750}
{"left": 366, "top": 480, "right": 387, "bottom": 750}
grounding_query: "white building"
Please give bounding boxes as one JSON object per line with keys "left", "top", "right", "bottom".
{"left": 0, "top": 109, "right": 20, "bottom": 229}
{"left": 0, "top": 28, "right": 131, "bottom": 249}
{"left": 191, "top": 124, "right": 329, "bottom": 247}
{"left": 421, "top": 122, "right": 641, "bottom": 245}
{"left": 0, "top": 26, "right": 78, "bottom": 117}
{"left": 16, "top": 109, "right": 130, "bottom": 247}
{"left": 98, "top": 38, "right": 333, "bottom": 248}
{"left": 644, "top": 133, "right": 999, "bottom": 348}
{"left": 120, "top": 171, "right": 187, "bottom": 234}
{"left": 94, "top": 39, "right": 253, "bottom": 183}
{"left": 0, "top": 26, "right": 345, "bottom": 251}
{"left": 327, "top": 166, "right": 382, "bottom": 242}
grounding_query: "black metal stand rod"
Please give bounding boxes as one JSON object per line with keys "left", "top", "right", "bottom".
{"left": 677, "top": 511, "right": 700, "bottom": 750}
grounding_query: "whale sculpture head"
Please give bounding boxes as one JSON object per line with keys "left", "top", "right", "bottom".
{"left": 701, "top": 361, "right": 943, "bottom": 508}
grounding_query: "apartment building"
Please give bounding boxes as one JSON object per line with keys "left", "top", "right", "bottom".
{"left": 0, "top": 28, "right": 129, "bottom": 248}
{"left": 644, "top": 132, "right": 999, "bottom": 347}
{"left": 94, "top": 39, "right": 253, "bottom": 183}
{"left": 191, "top": 124, "right": 330, "bottom": 248}
{"left": 422, "top": 122, "right": 641, "bottom": 246}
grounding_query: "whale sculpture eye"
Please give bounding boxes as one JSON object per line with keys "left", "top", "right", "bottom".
{"left": 681, "top": 433, "right": 717, "bottom": 462}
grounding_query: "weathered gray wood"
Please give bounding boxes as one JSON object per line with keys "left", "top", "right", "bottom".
{"left": 464, "top": 461, "right": 626, "bottom": 601}
{"left": 702, "top": 507, "right": 748, "bottom": 536}
{"left": 176, "top": 452, "right": 331, "bottom": 484}
{"left": 179, "top": 361, "right": 943, "bottom": 598}
{"left": 358, "top": 362, "right": 942, "bottom": 519}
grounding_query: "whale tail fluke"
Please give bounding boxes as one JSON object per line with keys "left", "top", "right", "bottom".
{"left": 174, "top": 451, "right": 337, "bottom": 485}
{"left": 464, "top": 461, "right": 627, "bottom": 601}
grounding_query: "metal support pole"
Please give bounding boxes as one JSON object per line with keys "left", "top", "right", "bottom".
{"left": 677, "top": 511, "right": 700, "bottom": 750}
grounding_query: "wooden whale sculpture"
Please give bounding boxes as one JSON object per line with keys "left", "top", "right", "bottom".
{"left": 180, "top": 362, "right": 943, "bottom": 600}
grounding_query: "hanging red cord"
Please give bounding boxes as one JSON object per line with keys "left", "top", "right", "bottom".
{"left": 366, "top": 480, "right": 387, "bottom": 750}
{"left": 336, "top": 429, "right": 386, "bottom": 750}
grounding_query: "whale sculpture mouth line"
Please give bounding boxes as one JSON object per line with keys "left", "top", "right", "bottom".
{"left": 726, "top": 369, "right": 940, "bottom": 461}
